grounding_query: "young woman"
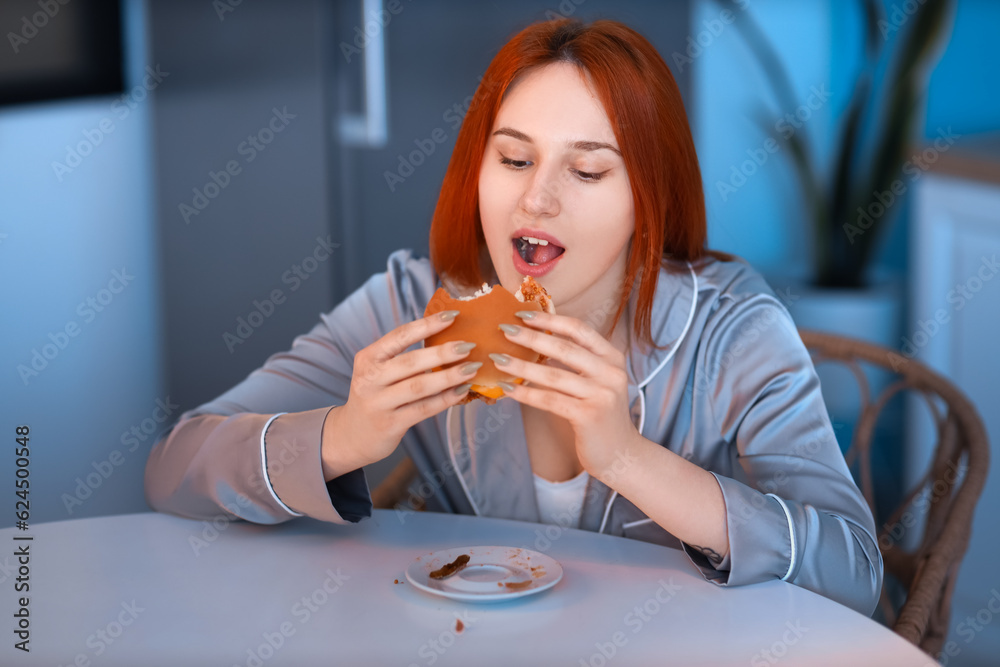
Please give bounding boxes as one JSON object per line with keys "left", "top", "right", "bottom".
{"left": 145, "top": 19, "right": 882, "bottom": 615}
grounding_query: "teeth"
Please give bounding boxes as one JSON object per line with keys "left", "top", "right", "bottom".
{"left": 520, "top": 236, "right": 549, "bottom": 246}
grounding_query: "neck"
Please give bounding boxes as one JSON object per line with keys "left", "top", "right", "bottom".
{"left": 558, "top": 294, "right": 631, "bottom": 356}
{"left": 608, "top": 311, "right": 631, "bottom": 354}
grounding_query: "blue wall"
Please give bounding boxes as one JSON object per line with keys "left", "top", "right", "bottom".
{"left": 925, "top": 0, "right": 1000, "bottom": 137}
{"left": 0, "top": 0, "right": 163, "bottom": 526}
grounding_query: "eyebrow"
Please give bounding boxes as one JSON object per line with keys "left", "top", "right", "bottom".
{"left": 492, "top": 127, "right": 622, "bottom": 156}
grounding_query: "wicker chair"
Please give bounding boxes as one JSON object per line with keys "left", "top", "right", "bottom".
{"left": 371, "top": 329, "right": 990, "bottom": 656}
{"left": 371, "top": 454, "right": 421, "bottom": 511}
{"left": 799, "top": 329, "right": 989, "bottom": 656}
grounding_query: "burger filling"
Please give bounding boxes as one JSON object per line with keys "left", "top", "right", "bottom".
{"left": 514, "top": 236, "right": 565, "bottom": 266}
{"left": 457, "top": 284, "right": 494, "bottom": 301}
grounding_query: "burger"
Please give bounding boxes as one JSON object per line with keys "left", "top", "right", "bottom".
{"left": 424, "top": 276, "right": 554, "bottom": 403}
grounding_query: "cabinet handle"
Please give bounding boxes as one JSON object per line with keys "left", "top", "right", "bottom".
{"left": 339, "top": 0, "right": 388, "bottom": 148}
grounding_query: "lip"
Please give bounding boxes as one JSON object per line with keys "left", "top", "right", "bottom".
{"left": 511, "top": 228, "right": 565, "bottom": 248}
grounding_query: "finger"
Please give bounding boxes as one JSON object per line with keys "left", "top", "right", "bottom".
{"left": 514, "top": 311, "right": 623, "bottom": 366}
{"left": 497, "top": 381, "right": 579, "bottom": 421}
{"left": 378, "top": 339, "right": 477, "bottom": 386}
{"left": 381, "top": 359, "right": 483, "bottom": 409}
{"left": 371, "top": 311, "right": 461, "bottom": 365}
{"left": 395, "top": 380, "right": 473, "bottom": 426}
{"left": 498, "top": 323, "right": 606, "bottom": 377}
{"left": 490, "top": 353, "right": 590, "bottom": 399}
{"left": 363, "top": 311, "right": 456, "bottom": 386}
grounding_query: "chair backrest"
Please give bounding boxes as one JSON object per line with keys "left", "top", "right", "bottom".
{"left": 798, "top": 329, "right": 990, "bottom": 656}
{"left": 371, "top": 455, "right": 420, "bottom": 511}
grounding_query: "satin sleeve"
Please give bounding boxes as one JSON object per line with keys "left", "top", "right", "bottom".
{"left": 681, "top": 294, "right": 883, "bottom": 616}
{"left": 144, "top": 250, "right": 435, "bottom": 525}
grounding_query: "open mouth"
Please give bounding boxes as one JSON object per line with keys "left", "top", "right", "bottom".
{"left": 513, "top": 235, "right": 565, "bottom": 266}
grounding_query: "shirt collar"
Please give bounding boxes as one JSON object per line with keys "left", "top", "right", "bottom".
{"left": 625, "top": 259, "right": 698, "bottom": 389}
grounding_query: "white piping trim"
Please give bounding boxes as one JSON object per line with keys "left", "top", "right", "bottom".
{"left": 260, "top": 412, "right": 302, "bottom": 516}
{"left": 767, "top": 493, "right": 797, "bottom": 581}
{"left": 447, "top": 405, "right": 481, "bottom": 516}
{"left": 598, "top": 490, "right": 618, "bottom": 534}
{"left": 622, "top": 517, "right": 654, "bottom": 530}
{"left": 636, "top": 262, "right": 699, "bottom": 390}
{"left": 599, "top": 263, "right": 699, "bottom": 535}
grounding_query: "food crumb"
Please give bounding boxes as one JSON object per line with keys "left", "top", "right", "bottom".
{"left": 429, "top": 554, "right": 471, "bottom": 580}
{"left": 455, "top": 619, "right": 465, "bottom": 633}
{"left": 393, "top": 579, "right": 400, "bottom": 584}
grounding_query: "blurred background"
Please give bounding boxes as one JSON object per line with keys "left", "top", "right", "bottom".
{"left": 1, "top": 0, "right": 997, "bottom": 662}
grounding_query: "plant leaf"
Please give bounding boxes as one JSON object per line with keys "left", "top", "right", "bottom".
{"left": 830, "top": 75, "right": 870, "bottom": 252}
{"left": 861, "top": 0, "right": 884, "bottom": 61}
{"left": 853, "top": 0, "right": 954, "bottom": 276}
{"left": 724, "top": 1, "right": 827, "bottom": 271}
{"left": 725, "top": 2, "right": 803, "bottom": 130}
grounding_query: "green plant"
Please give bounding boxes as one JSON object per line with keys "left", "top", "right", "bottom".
{"left": 720, "top": 0, "right": 955, "bottom": 288}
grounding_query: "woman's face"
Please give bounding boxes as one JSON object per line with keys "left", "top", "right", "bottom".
{"left": 478, "top": 62, "right": 634, "bottom": 329}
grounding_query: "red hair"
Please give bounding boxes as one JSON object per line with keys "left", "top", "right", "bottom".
{"left": 430, "top": 19, "right": 707, "bottom": 347}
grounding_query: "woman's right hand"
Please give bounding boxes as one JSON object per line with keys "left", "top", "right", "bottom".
{"left": 320, "top": 310, "right": 479, "bottom": 480}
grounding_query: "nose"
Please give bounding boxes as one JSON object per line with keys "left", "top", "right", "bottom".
{"left": 518, "top": 166, "right": 562, "bottom": 218}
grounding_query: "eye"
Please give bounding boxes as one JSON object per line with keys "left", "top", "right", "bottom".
{"left": 572, "top": 168, "right": 607, "bottom": 182}
{"left": 499, "top": 155, "right": 532, "bottom": 170}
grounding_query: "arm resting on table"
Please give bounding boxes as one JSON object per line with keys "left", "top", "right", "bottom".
{"left": 684, "top": 295, "right": 883, "bottom": 616}
{"left": 143, "top": 251, "right": 438, "bottom": 525}
{"left": 144, "top": 408, "right": 371, "bottom": 524}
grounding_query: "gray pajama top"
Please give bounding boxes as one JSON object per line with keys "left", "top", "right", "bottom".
{"left": 144, "top": 249, "right": 883, "bottom": 615}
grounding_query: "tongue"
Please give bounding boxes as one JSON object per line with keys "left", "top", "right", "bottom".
{"left": 526, "top": 243, "right": 564, "bottom": 264}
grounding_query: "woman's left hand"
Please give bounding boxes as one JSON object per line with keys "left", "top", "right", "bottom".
{"left": 492, "top": 311, "right": 639, "bottom": 479}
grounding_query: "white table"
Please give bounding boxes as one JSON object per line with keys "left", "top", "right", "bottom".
{"left": 0, "top": 510, "right": 934, "bottom": 666}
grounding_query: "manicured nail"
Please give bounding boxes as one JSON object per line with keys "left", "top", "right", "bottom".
{"left": 453, "top": 341, "right": 476, "bottom": 354}
{"left": 454, "top": 383, "right": 472, "bottom": 395}
{"left": 459, "top": 362, "right": 483, "bottom": 375}
{"left": 497, "top": 382, "right": 516, "bottom": 393}
{"left": 488, "top": 353, "right": 511, "bottom": 366}
{"left": 515, "top": 311, "right": 537, "bottom": 319}
{"left": 439, "top": 310, "right": 460, "bottom": 321}
{"left": 498, "top": 323, "right": 520, "bottom": 335}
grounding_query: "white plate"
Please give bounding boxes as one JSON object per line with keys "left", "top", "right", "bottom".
{"left": 406, "top": 546, "right": 562, "bottom": 603}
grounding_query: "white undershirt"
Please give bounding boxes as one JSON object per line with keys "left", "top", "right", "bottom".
{"left": 533, "top": 470, "right": 590, "bottom": 528}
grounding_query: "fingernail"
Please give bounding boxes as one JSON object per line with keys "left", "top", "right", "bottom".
{"left": 453, "top": 341, "right": 476, "bottom": 354}
{"left": 488, "top": 353, "right": 511, "bottom": 366}
{"left": 439, "top": 310, "right": 460, "bottom": 322}
{"left": 498, "top": 323, "right": 520, "bottom": 335}
{"left": 497, "top": 381, "right": 516, "bottom": 393}
{"left": 454, "top": 383, "right": 472, "bottom": 395}
{"left": 515, "top": 311, "right": 537, "bottom": 319}
{"left": 459, "top": 361, "right": 483, "bottom": 375}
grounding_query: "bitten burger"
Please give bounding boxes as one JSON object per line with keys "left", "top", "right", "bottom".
{"left": 424, "top": 277, "right": 553, "bottom": 403}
